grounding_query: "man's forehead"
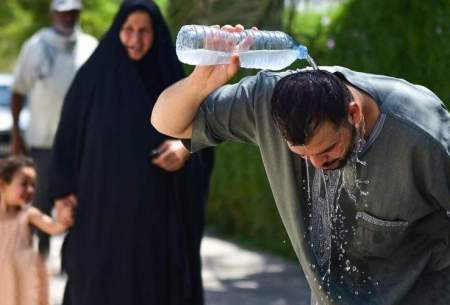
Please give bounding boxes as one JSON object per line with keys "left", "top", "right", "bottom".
{"left": 287, "top": 122, "right": 341, "bottom": 153}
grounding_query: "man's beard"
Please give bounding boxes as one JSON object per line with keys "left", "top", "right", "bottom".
{"left": 324, "top": 125, "right": 358, "bottom": 170}
{"left": 54, "top": 22, "right": 77, "bottom": 36}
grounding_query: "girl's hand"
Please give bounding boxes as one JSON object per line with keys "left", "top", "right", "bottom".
{"left": 57, "top": 204, "right": 74, "bottom": 227}
{"left": 151, "top": 140, "right": 190, "bottom": 172}
{"left": 54, "top": 194, "right": 77, "bottom": 225}
{"left": 28, "top": 205, "right": 73, "bottom": 236}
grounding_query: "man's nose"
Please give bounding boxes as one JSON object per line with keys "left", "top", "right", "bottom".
{"left": 309, "top": 155, "right": 328, "bottom": 169}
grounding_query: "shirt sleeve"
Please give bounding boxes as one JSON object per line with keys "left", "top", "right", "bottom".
{"left": 188, "top": 72, "right": 272, "bottom": 152}
{"left": 415, "top": 138, "right": 450, "bottom": 211}
{"left": 12, "top": 38, "right": 40, "bottom": 95}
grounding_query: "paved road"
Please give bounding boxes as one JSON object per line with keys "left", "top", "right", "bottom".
{"left": 48, "top": 235, "right": 310, "bottom": 305}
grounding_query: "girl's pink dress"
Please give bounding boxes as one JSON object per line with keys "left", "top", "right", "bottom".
{"left": 0, "top": 207, "right": 49, "bottom": 305}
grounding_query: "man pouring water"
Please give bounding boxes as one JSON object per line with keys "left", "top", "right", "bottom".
{"left": 151, "top": 24, "right": 450, "bottom": 304}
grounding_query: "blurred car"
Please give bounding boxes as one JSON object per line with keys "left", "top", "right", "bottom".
{"left": 0, "top": 73, "right": 29, "bottom": 156}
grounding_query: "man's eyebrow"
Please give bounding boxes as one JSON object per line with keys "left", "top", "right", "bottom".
{"left": 316, "top": 141, "right": 338, "bottom": 155}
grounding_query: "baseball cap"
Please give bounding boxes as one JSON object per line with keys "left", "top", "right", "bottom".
{"left": 51, "top": 0, "right": 83, "bottom": 12}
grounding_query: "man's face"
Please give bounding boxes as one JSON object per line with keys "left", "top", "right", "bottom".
{"left": 287, "top": 120, "right": 356, "bottom": 170}
{"left": 51, "top": 10, "right": 80, "bottom": 35}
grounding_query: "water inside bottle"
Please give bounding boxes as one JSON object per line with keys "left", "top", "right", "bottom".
{"left": 177, "top": 49, "right": 232, "bottom": 66}
{"left": 177, "top": 48, "right": 319, "bottom": 71}
{"left": 239, "top": 49, "right": 299, "bottom": 70}
{"left": 177, "top": 49, "right": 300, "bottom": 70}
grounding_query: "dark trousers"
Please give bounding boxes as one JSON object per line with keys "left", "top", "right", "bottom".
{"left": 30, "top": 148, "right": 53, "bottom": 258}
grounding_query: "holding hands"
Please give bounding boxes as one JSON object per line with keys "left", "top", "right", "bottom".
{"left": 54, "top": 194, "right": 77, "bottom": 229}
{"left": 28, "top": 196, "right": 75, "bottom": 235}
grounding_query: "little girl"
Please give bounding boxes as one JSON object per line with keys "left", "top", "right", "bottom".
{"left": 0, "top": 155, "right": 73, "bottom": 305}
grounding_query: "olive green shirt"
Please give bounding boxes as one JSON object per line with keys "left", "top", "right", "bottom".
{"left": 187, "top": 66, "right": 450, "bottom": 305}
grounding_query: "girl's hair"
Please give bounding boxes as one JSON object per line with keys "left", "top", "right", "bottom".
{"left": 0, "top": 155, "right": 35, "bottom": 183}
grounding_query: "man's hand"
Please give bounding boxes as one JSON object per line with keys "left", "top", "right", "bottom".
{"left": 54, "top": 194, "right": 77, "bottom": 226}
{"left": 190, "top": 24, "right": 246, "bottom": 96}
{"left": 152, "top": 140, "right": 190, "bottom": 172}
{"left": 10, "top": 92, "right": 27, "bottom": 155}
{"left": 10, "top": 127, "right": 27, "bottom": 155}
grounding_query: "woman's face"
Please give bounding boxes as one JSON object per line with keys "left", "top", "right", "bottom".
{"left": 120, "top": 11, "right": 154, "bottom": 61}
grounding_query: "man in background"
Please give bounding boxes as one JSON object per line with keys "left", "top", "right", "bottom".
{"left": 9, "top": 0, "right": 97, "bottom": 258}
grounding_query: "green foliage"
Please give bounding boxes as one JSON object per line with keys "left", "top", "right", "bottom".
{"left": 168, "top": 0, "right": 284, "bottom": 34}
{"left": 0, "top": 0, "right": 49, "bottom": 70}
{"left": 321, "top": 0, "right": 449, "bottom": 106}
{"left": 79, "top": 1, "right": 121, "bottom": 38}
{"left": 207, "top": 142, "right": 296, "bottom": 258}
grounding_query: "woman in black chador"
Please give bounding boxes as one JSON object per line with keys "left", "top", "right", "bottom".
{"left": 49, "top": 1, "right": 213, "bottom": 304}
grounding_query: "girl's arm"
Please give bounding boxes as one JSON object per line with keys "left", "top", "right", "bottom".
{"left": 27, "top": 206, "right": 73, "bottom": 235}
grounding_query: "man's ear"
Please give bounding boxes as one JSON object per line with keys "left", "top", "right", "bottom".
{"left": 347, "top": 102, "right": 362, "bottom": 125}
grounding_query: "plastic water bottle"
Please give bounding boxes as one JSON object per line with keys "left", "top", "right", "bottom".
{"left": 176, "top": 25, "right": 317, "bottom": 70}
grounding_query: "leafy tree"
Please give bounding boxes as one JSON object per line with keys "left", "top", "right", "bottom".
{"left": 323, "top": 0, "right": 450, "bottom": 105}
{"left": 168, "top": 0, "right": 284, "bottom": 34}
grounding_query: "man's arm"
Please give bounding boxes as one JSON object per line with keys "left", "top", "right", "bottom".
{"left": 152, "top": 57, "right": 240, "bottom": 139}
{"left": 10, "top": 92, "right": 27, "bottom": 154}
{"left": 151, "top": 25, "right": 244, "bottom": 139}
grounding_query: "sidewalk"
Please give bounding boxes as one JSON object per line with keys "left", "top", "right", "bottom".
{"left": 48, "top": 235, "right": 310, "bottom": 305}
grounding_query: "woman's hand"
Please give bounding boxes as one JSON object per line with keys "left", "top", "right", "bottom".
{"left": 151, "top": 140, "right": 190, "bottom": 172}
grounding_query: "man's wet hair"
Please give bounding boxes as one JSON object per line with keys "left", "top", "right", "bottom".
{"left": 270, "top": 70, "right": 353, "bottom": 145}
